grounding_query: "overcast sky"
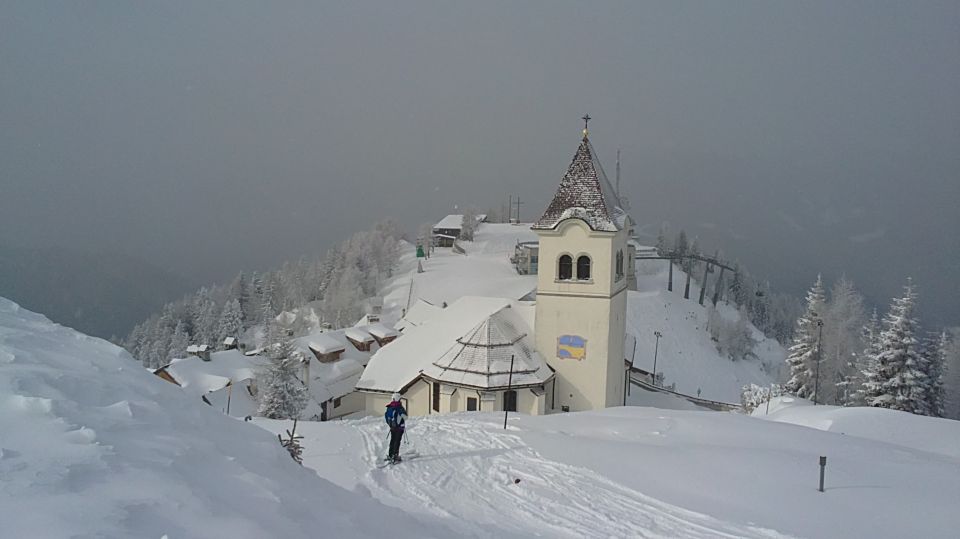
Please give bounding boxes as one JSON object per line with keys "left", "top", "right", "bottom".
{"left": 2, "top": 1, "right": 958, "bottom": 326}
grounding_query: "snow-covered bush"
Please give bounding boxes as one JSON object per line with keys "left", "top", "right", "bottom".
{"left": 740, "top": 384, "right": 783, "bottom": 413}
{"left": 707, "top": 305, "right": 758, "bottom": 361}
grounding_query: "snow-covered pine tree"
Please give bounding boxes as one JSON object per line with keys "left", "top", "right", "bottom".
{"left": 750, "top": 281, "right": 772, "bottom": 336}
{"left": 722, "top": 306, "right": 759, "bottom": 361}
{"left": 674, "top": 230, "right": 689, "bottom": 262}
{"left": 727, "top": 263, "right": 747, "bottom": 307}
{"left": 655, "top": 224, "right": 669, "bottom": 256}
{"left": 460, "top": 208, "right": 478, "bottom": 241}
{"left": 851, "top": 309, "right": 881, "bottom": 406}
{"left": 824, "top": 276, "right": 866, "bottom": 405}
{"left": 940, "top": 329, "right": 960, "bottom": 419}
{"left": 257, "top": 329, "right": 308, "bottom": 420}
{"left": 861, "top": 280, "right": 928, "bottom": 414}
{"left": 686, "top": 236, "right": 701, "bottom": 275}
{"left": 784, "top": 275, "right": 826, "bottom": 399}
{"left": 217, "top": 299, "right": 243, "bottom": 347}
{"left": 168, "top": 320, "right": 190, "bottom": 362}
{"left": 229, "top": 272, "right": 250, "bottom": 327}
{"left": 919, "top": 331, "right": 947, "bottom": 417}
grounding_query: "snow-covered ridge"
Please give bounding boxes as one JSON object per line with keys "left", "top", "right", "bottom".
{"left": 0, "top": 297, "right": 449, "bottom": 538}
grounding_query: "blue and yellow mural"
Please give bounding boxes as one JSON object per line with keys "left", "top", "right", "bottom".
{"left": 557, "top": 335, "right": 586, "bottom": 360}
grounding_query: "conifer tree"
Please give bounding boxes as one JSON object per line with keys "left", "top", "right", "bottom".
{"left": 728, "top": 263, "right": 747, "bottom": 307}
{"left": 655, "top": 224, "right": 669, "bottom": 256}
{"left": 460, "top": 208, "right": 478, "bottom": 241}
{"left": 824, "top": 276, "right": 866, "bottom": 405}
{"left": 674, "top": 230, "right": 689, "bottom": 261}
{"left": 861, "top": 280, "right": 927, "bottom": 413}
{"left": 217, "top": 299, "right": 243, "bottom": 346}
{"left": 784, "top": 275, "right": 826, "bottom": 399}
{"left": 919, "top": 332, "right": 947, "bottom": 417}
{"left": 851, "top": 309, "right": 881, "bottom": 406}
{"left": 257, "top": 329, "right": 308, "bottom": 420}
{"left": 168, "top": 320, "right": 190, "bottom": 362}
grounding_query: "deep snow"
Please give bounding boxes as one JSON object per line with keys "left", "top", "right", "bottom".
{"left": 0, "top": 297, "right": 452, "bottom": 538}
{"left": 259, "top": 404, "right": 960, "bottom": 539}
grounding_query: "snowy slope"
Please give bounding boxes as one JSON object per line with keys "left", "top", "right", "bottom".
{"left": 380, "top": 224, "right": 538, "bottom": 324}
{"left": 258, "top": 407, "right": 960, "bottom": 539}
{"left": 0, "top": 297, "right": 451, "bottom": 538}
{"left": 628, "top": 259, "right": 783, "bottom": 402}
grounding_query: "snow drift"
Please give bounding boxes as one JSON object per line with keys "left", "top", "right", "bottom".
{"left": 0, "top": 297, "right": 448, "bottom": 538}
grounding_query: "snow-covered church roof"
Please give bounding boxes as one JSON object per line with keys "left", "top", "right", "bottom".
{"left": 422, "top": 306, "right": 552, "bottom": 390}
{"left": 356, "top": 296, "right": 539, "bottom": 393}
{"left": 532, "top": 133, "right": 627, "bottom": 232}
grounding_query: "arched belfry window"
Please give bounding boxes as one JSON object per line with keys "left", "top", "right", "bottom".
{"left": 616, "top": 250, "right": 624, "bottom": 280}
{"left": 576, "top": 255, "right": 591, "bottom": 280}
{"left": 558, "top": 255, "right": 573, "bottom": 280}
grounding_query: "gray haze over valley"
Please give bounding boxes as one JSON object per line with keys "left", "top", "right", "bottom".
{"left": 2, "top": 1, "right": 957, "bottom": 337}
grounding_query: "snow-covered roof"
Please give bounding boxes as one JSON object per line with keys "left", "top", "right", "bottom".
{"left": 532, "top": 136, "right": 626, "bottom": 232}
{"left": 308, "top": 334, "right": 346, "bottom": 355}
{"left": 357, "top": 296, "right": 535, "bottom": 393}
{"left": 164, "top": 350, "right": 260, "bottom": 396}
{"left": 434, "top": 214, "right": 464, "bottom": 230}
{"left": 309, "top": 358, "right": 366, "bottom": 402}
{"left": 344, "top": 327, "right": 375, "bottom": 343}
{"left": 422, "top": 306, "right": 552, "bottom": 389}
{"left": 366, "top": 322, "right": 398, "bottom": 340}
{"left": 223, "top": 336, "right": 237, "bottom": 346}
{"left": 394, "top": 299, "right": 443, "bottom": 332}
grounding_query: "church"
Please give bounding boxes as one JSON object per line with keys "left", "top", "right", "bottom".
{"left": 356, "top": 118, "right": 635, "bottom": 415}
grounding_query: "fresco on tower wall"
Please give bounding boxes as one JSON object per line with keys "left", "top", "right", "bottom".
{"left": 557, "top": 335, "right": 586, "bottom": 360}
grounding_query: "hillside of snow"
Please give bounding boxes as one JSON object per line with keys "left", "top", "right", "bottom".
{"left": 258, "top": 403, "right": 959, "bottom": 539}
{"left": 628, "top": 259, "right": 784, "bottom": 402}
{"left": 0, "top": 297, "right": 451, "bottom": 538}
{"left": 381, "top": 223, "right": 782, "bottom": 403}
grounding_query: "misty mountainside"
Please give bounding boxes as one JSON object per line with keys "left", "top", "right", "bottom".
{"left": 0, "top": 244, "right": 197, "bottom": 340}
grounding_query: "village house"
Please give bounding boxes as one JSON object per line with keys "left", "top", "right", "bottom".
{"left": 154, "top": 323, "right": 396, "bottom": 422}
{"left": 432, "top": 214, "right": 464, "bottom": 247}
{"left": 431, "top": 213, "right": 487, "bottom": 247}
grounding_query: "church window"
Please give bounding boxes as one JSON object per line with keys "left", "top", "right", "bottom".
{"left": 576, "top": 255, "right": 591, "bottom": 280}
{"left": 467, "top": 397, "right": 478, "bottom": 411}
{"left": 432, "top": 382, "right": 440, "bottom": 412}
{"left": 616, "top": 250, "right": 624, "bottom": 280}
{"left": 558, "top": 255, "right": 573, "bottom": 280}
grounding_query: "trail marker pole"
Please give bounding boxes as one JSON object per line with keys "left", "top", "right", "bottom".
{"left": 652, "top": 331, "right": 662, "bottom": 386}
{"left": 503, "top": 355, "right": 515, "bottom": 430}
{"left": 818, "top": 456, "right": 827, "bottom": 492}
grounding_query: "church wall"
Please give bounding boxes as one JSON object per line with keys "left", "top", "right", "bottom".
{"left": 534, "top": 220, "right": 629, "bottom": 412}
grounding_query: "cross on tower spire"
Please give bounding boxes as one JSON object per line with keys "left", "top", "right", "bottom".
{"left": 582, "top": 114, "right": 591, "bottom": 138}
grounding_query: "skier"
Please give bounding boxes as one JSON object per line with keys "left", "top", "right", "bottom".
{"left": 384, "top": 392, "right": 407, "bottom": 463}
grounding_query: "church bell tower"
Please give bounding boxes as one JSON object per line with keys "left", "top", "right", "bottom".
{"left": 532, "top": 116, "right": 629, "bottom": 412}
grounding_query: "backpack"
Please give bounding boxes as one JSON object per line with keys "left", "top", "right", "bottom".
{"left": 385, "top": 404, "right": 404, "bottom": 429}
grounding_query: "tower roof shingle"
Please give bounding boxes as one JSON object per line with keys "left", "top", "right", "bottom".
{"left": 532, "top": 135, "right": 626, "bottom": 232}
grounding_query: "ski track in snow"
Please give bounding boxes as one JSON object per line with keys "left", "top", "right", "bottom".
{"left": 353, "top": 416, "right": 790, "bottom": 539}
